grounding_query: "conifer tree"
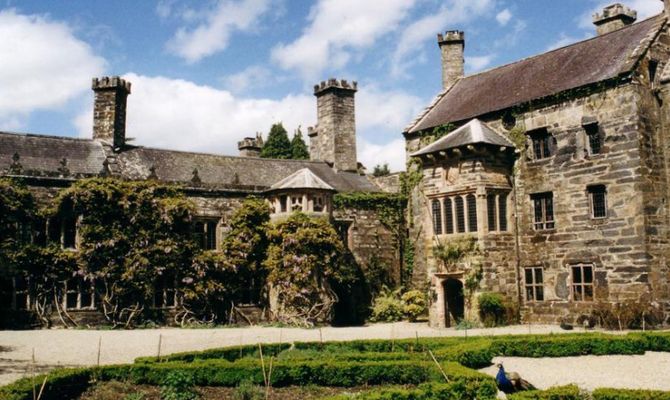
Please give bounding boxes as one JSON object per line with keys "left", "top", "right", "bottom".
{"left": 260, "top": 123, "right": 292, "bottom": 159}
{"left": 290, "top": 128, "right": 310, "bottom": 160}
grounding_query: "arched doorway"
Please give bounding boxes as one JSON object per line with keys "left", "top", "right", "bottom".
{"left": 444, "top": 278, "right": 464, "bottom": 327}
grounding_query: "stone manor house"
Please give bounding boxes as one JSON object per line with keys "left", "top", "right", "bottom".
{"left": 4, "top": 1, "right": 670, "bottom": 328}
{"left": 406, "top": 1, "right": 670, "bottom": 327}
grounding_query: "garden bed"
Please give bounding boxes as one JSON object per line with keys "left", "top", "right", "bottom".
{"left": 2, "top": 331, "right": 670, "bottom": 400}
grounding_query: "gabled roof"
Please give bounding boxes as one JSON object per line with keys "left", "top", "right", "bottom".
{"left": 0, "top": 131, "right": 380, "bottom": 193}
{"left": 269, "top": 168, "right": 335, "bottom": 191}
{"left": 411, "top": 119, "right": 514, "bottom": 157}
{"left": 406, "top": 15, "right": 665, "bottom": 134}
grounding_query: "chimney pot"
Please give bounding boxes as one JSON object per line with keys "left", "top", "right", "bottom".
{"left": 92, "top": 75, "right": 131, "bottom": 150}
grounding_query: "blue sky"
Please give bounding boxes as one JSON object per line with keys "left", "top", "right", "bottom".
{"left": 0, "top": 0, "right": 663, "bottom": 170}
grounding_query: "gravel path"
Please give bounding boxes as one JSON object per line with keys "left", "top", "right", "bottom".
{"left": 480, "top": 352, "right": 670, "bottom": 391}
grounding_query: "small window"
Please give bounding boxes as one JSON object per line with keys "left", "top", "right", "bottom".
{"left": 313, "top": 196, "right": 324, "bottom": 212}
{"left": 432, "top": 200, "right": 443, "bottom": 235}
{"left": 529, "top": 128, "right": 552, "bottom": 160}
{"left": 531, "top": 192, "right": 555, "bottom": 231}
{"left": 64, "top": 277, "right": 95, "bottom": 310}
{"left": 291, "top": 196, "right": 303, "bottom": 212}
{"left": 154, "top": 273, "right": 177, "bottom": 308}
{"left": 571, "top": 264, "right": 594, "bottom": 302}
{"left": 12, "top": 276, "right": 30, "bottom": 310}
{"left": 585, "top": 123, "right": 602, "bottom": 155}
{"left": 588, "top": 185, "right": 607, "bottom": 219}
{"left": 194, "top": 219, "right": 219, "bottom": 250}
{"left": 524, "top": 267, "right": 544, "bottom": 301}
{"left": 649, "top": 59, "right": 659, "bottom": 88}
{"left": 280, "top": 195, "right": 288, "bottom": 213}
{"left": 498, "top": 194, "right": 508, "bottom": 231}
{"left": 455, "top": 196, "right": 466, "bottom": 233}
{"left": 444, "top": 198, "right": 454, "bottom": 234}
{"left": 487, "top": 194, "right": 497, "bottom": 232}
{"left": 62, "top": 217, "right": 77, "bottom": 249}
{"left": 205, "top": 221, "right": 217, "bottom": 250}
{"left": 466, "top": 194, "right": 477, "bottom": 232}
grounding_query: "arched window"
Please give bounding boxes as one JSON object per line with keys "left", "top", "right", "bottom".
{"left": 432, "top": 200, "right": 443, "bottom": 235}
{"left": 498, "top": 193, "right": 508, "bottom": 231}
{"left": 466, "top": 194, "right": 477, "bottom": 232}
{"left": 444, "top": 198, "right": 454, "bottom": 234}
{"left": 455, "top": 197, "right": 466, "bottom": 233}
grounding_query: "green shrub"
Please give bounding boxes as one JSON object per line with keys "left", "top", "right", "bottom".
{"left": 369, "top": 288, "right": 404, "bottom": 322}
{"left": 592, "top": 388, "right": 670, "bottom": 399}
{"left": 233, "top": 380, "right": 264, "bottom": 400}
{"left": 401, "top": 290, "right": 427, "bottom": 321}
{"left": 160, "top": 370, "right": 198, "bottom": 400}
{"left": 325, "top": 381, "right": 498, "bottom": 400}
{"left": 507, "top": 385, "right": 585, "bottom": 399}
{"left": 478, "top": 292, "right": 506, "bottom": 327}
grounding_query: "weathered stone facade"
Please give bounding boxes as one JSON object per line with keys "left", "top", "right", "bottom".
{"left": 406, "top": 4, "right": 670, "bottom": 327}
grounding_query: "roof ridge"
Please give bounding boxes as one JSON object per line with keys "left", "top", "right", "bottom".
{"left": 0, "top": 131, "right": 94, "bottom": 142}
{"left": 124, "top": 145, "right": 329, "bottom": 165}
{"left": 461, "top": 14, "right": 663, "bottom": 83}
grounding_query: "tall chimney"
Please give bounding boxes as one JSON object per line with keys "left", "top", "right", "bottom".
{"left": 92, "top": 76, "right": 131, "bottom": 150}
{"left": 438, "top": 31, "right": 465, "bottom": 90}
{"left": 664, "top": 0, "right": 670, "bottom": 17}
{"left": 312, "top": 79, "right": 358, "bottom": 172}
{"left": 593, "top": 4, "right": 637, "bottom": 36}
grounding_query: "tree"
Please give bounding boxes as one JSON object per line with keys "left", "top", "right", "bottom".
{"left": 290, "top": 128, "right": 310, "bottom": 160}
{"left": 260, "top": 123, "right": 292, "bottom": 159}
{"left": 372, "top": 163, "right": 391, "bottom": 177}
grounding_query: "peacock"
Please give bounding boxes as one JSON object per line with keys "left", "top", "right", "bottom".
{"left": 495, "top": 363, "right": 536, "bottom": 394}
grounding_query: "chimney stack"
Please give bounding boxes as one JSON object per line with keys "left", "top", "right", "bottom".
{"left": 438, "top": 31, "right": 465, "bottom": 90}
{"left": 238, "top": 133, "right": 263, "bottom": 157}
{"left": 664, "top": 0, "right": 670, "bottom": 17}
{"left": 92, "top": 76, "right": 131, "bottom": 150}
{"left": 312, "top": 79, "right": 358, "bottom": 172}
{"left": 593, "top": 4, "right": 637, "bottom": 36}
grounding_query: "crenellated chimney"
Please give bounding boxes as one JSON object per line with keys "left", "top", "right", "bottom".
{"left": 664, "top": 0, "right": 670, "bottom": 17}
{"left": 593, "top": 4, "right": 637, "bottom": 36}
{"left": 438, "top": 31, "right": 465, "bottom": 90}
{"left": 310, "top": 79, "right": 358, "bottom": 172}
{"left": 92, "top": 76, "right": 131, "bottom": 150}
{"left": 238, "top": 133, "right": 263, "bottom": 157}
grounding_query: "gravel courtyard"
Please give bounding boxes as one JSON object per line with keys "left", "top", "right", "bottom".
{"left": 1, "top": 323, "right": 668, "bottom": 392}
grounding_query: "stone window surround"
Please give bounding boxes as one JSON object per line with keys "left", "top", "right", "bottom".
{"left": 570, "top": 263, "right": 595, "bottom": 302}
{"left": 527, "top": 127, "right": 554, "bottom": 161}
{"left": 11, "top": 276, "right": 32, "bottom": 310}
{"left": 193, "top": 217, "right": 221, "bottom": 251}
{"left": 524, "top": 266, "right": 544, "bottom": 302}
{"left": 44, "top": 215, "right": 80, "bottom": 251}
{"left": 486, "top": 191, "right": 510, "bottom": 232}
{"left": 269, "top": 191, "right": 332, "bottom": 216}
{"left": 530, "top": 191, "right": 555, "bottom": 231}
{"left": 587, "top": 184, "right": 608, "bottom": 219}
{"left": 430, "top": 191, "right": 478, "bottom": 236}
{"left": 64, "top": 277, "right": 96, "bottom": 311}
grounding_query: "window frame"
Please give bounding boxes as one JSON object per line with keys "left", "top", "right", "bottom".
{"left": 63, "top": 277, "right": 96, "bottom": 311}
{"left": 570, "top": 263, "right": 595, "bottom": 302}
{"left": 524, "top": 267, "right": 544, "bottom": 302}
{"left": 531, "top": 192, "right": 555, "bottom": 231}
{"left": 444, "top": 198, "right": 454, "bottom": 234}
{"left": 528, "top": 128, "right": 553, "bottom": 160}
{"left": 431, "top": 199, "right": 443, "bottom": 235}
{"left": 12, "top": 276, "right": 32, "bottom": 310}
{"left": 466, "top": 194, "right": 477, "bottom": 232}
{"left": 154, "top": 273, "right": 178, "bottom": 309}
{"left": 584, "top": 123, "right": 603, "bottom": 156}
{"left": 588, "top": 185, "right": 607, "bottom": 219}
{"left": 193, "top": 217, "right": 220, "bottom": 251}
{"left": 455, "top": 196, "right": 466, "bottom": 233}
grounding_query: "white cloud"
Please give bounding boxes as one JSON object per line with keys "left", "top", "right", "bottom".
{"left": 76, "top": 73, "right": 314, "bottom": 155}
{"left": 0, "top": 9, "right": 105, "bottom": 128}
{"left": 272, "top": 0, "right": 417, "bottom": 81}
{"left": 222, "top": 65, "right": 273, "bottom": 93}
{"left": 358, "top": 138, "right": 407, "bottom": 172}
{"left": 166, "top": 0, "right": 272, "bottom": 63}
{"left": 391, "top": 0, "right": 495, "bottom": 78}
{"left": 579, "top": 0, "right": 663, "bottom": 30}
{"left": 496, "top": 9, "right": 512, "bottom": 26}
{"left": 466, "top": 55, "right": 494, "bottom": 73}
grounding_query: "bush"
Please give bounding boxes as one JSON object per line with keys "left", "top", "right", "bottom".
{"left": 478, "top": 292, "right": 506, "bottom": 327}
{"left": 160, "top": 370, "right": 198, "bottom": 400}
{"left": 369, "top": 288, "right": 404, "bottom": 322}
{"left": 401, "top": 290, "right": 427, "bottom": 322}
{"left": 592, "top": 301, "right": 664, "bottom": 330}
{"left": 233, "top": 380, "right": 264, "bottom": 400}
{"left": 508, "top": 385, "right": 584, "bottom": 399}
{"left": 592, "top": 388, "right": 670, "bottom": 400}
{"left": 325, "top": 381, "right": 498, "bottom": 400}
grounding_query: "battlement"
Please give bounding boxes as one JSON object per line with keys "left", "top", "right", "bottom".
{"left": 92, "top": 76, "right": 132, "bottom": 93}
{"left": 307, "top": 126, "right": 318, "bottom": 137}
{"left": 314, "top": 78, "right": 358, "bottom": 95}
{"left": 593, "top": 3, "right": 636, "bottom": 35}
{"left": 437, "top": 31, "right": 465, "bottom": 44}
{"left": 238, "top": 133, "right": 263, "bottom": 157}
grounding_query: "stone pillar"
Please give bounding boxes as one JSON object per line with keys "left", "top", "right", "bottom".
{"left": 437, "top": 31, "right": 464, "bottom": 90}
{"left": 92, "top": 76, "right": 131, "bottom": 149}
{"left": 313, "top": 79, "right": 358, "bottom": 172}
{"left": 592, "top": 4, "right": 637, "bottom": 36}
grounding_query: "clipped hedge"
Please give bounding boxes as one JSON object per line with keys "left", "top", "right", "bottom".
{"left": 0, "top": 368, "right": 93, "bottom": 400}
{"left": 507, "top": 385, "right": 583, "bottom": 399}
{"left": 489, "top": 336, "right": 647, "bottom": 358}
{"left": 135, "top": 342, "right": 292, "bottom": 364}
{"left": 325, "top": 381, "right": 498, "bottom": 400}
{"left": 592, "top": 388, "right": 670, "bottom": 400}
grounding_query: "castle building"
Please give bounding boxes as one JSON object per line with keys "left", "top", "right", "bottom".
{"left": 0, "top": 77, "right": 401, "bottom": 326}
{"left": 406, "top": 2, "right": 670, "bottom": 327}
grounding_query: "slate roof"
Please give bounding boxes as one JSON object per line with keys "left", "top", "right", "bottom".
{"left": 406, "top": 15, "right": 665, "bottom": 134}
{"left": 411, "top": 119, "right": 514, "bottom": 157}
{"left": 269, "top": 168, "right": 335, "bottom": 191}
{"left": 0, "top": 132, "right": 107, "bottom": 177}
{"left": 0, "top": 130, "right": 379, "bottom": 193}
